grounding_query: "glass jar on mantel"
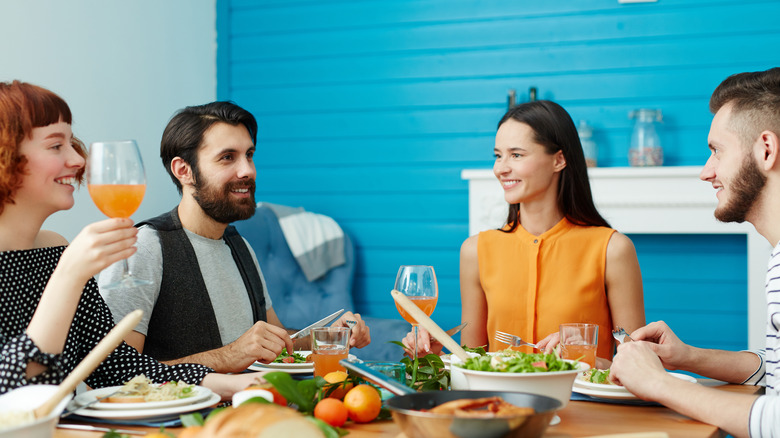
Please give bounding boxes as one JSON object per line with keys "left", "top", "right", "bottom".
{"left": 628, "top": 109, "right": 664, "bottom": 167}
{"left": 578, "top": 120, "right": 597, "bottom": 167}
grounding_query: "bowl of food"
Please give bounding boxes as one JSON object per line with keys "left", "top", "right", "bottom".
{"left": 450, "top": 350, "right": 586, "bottom": 407}
{"left": 0, "top": 385, "right": 72, "bottom": 438}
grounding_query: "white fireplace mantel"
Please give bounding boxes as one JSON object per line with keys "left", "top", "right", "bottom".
{"left": 462, "top": 166, "right": 770, "bottom": 350}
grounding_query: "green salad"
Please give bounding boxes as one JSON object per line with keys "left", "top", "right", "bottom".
{"left": 459, "top": 350, "right": 578, "bottom": 373}
{"left": 273, "top": 348, "right": 308, "bottom": 364}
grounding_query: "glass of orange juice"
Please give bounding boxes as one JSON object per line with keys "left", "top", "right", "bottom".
{"left": 311, "top": 327, "right": 350, "bottom": 378}
{"left": 559, "top": 323, "right": 599, "bottom": 368}
{"left": 393, "top": 265, "right": 438, "bottom": 362}
{"left": 87, "top": 140, "right": 151, "bottom": 289}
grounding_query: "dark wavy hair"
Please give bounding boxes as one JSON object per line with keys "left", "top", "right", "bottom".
{"left": 0, "top": 81, "right": 87, "bottom": 214}
{"left": 498, "top": 100, "right": 610, "bottom": 232}
{"left": 160, "top": 101, "right": 258, "bottom": 194}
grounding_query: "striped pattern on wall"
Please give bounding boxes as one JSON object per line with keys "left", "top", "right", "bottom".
{"left": 218, "top": 0, "right": 778, "bottom": 351}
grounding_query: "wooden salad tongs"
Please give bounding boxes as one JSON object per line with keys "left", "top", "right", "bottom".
{"left": 391, "top": 290, "right": 471, "bottom": 363}
{"left": 33, "top": 309, "right": 143, "bottom": 419}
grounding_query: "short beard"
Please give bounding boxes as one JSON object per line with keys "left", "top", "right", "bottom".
{"left": 192, "top": 170, "right": 256, "bottom": 224}
{"left": 714, "top": 154, "right": 767, "bottom": 223}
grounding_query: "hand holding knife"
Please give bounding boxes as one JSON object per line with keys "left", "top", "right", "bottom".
{"left": 289, "top": 309, "right": 345, "bottom": 340}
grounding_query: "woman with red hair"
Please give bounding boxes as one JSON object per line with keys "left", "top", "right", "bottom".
{"left": 0, "top": 81, "right": 258, "bottom": 398}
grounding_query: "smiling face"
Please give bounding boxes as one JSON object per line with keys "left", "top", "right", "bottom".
{"left": 700, "top": 103, "right": 767, "bottom": 223}
{"left": 493, "top": 119, "right": 566, "bottom": 206}
{"left": 16, "top": 121, "right": 85, "bottom": 214}
{"left": 190, "top": 122, "right": 257, "bottom": 224}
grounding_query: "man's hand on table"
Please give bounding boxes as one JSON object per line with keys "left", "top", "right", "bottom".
{"left": 227, "top": 320, "right": 294, "bottom": 368}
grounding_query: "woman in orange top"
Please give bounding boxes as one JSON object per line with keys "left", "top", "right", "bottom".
{"left": 407, "top": 100, "right": 645, "bottom": 367}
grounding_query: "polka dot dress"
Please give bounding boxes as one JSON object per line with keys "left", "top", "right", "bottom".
{"left": 0, "top": 246, "right": 212, "bottom": 394}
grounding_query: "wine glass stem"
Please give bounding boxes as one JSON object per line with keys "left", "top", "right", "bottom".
{"left": 122, "top": 258, "right": 133, "bottom": 279}
{"left": 412, "top": 324, "right": 418, "bottom": 384}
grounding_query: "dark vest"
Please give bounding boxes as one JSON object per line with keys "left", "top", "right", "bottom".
{"left": 138, "top": 207, "right": 267, "bottom": 361}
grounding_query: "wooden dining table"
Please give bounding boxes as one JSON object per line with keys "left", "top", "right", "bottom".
{"left": 54, "top": 383, "right": 760, "bottom": 438}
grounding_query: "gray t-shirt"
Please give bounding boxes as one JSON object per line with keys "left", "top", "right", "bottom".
{"left": 99, "top": 225, "right": 272, "bottom": 346}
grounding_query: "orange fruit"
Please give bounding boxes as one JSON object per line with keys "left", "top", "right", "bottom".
{"left": 313, "top": 397, "right": 349, "bottom": 427}
{"left": 323, "top": 370, "right": 353, "bottom": 399}
{"left": 246, "top": 383, "right": 287, "bottom": 406}
{"left": 342, "top": 384, "right": 382, "bottom": 423}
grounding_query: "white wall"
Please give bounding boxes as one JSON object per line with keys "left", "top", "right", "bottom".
{"left": 0, "top": 0, "right": 216, "bottom": 239}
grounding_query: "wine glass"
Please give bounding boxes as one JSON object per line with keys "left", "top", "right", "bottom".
{"left": 394, "top": 265, "right": 438, "bottom": 362}
{"left": 87, "top": 140, "right": 151, "bottom": 289}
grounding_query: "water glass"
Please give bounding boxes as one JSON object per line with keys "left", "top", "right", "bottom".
{"left": 311, "top": 327, "right": 350, "bottom": 377}
{"left": 559, "top": 323, "right": 598, "bottom": 368}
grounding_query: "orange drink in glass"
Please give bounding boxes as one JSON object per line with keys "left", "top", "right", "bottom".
{"left": 87, "top": 184, "right": 146, "bottom": 218}
{"left": 87, "top": 140, "right": 150, "bottom": 289}
{"left": 559, "top": 323, "right": 599, "bottom": 368}
{"left": 311, "top": 327, "right": 349, "bottom": 377}
{"left": 394, "top": 296, "right": 438, "bottom": 325}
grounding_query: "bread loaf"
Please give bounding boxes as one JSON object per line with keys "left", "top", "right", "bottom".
{"left": 193, "top": 403, "right": 325, "bottom": 438}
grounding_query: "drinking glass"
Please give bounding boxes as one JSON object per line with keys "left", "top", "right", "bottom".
{"left": 394, "top": 265, "right": 438, "bottom": 362}
{"left": 311, "top": 327, "right": 350, "bottom": 377}
{"left": 559, "top": 323, "right": 599, "bottom": 368}
{"left": 87, "top": 140, "right": 151, "bottom": 289}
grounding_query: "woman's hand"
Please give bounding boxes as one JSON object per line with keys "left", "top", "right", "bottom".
{"left": 58, "top": 218, "right": 138, "bottom": 283}
{"left": 536, "top": 332, "right": 560, "bottom": 354}
{"left": 402, "top": 326, "right": 444, "bottom": 357}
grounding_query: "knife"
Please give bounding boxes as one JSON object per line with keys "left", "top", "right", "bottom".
{"left": 290, "top": 309, "right": 345, "bottom": 340}
{"left": 446, "top": 322, "right": 468, "bottom": 337}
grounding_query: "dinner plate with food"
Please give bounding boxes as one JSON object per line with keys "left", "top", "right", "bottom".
{"left": 248, "top": 349, "right": 357, "bottom": 373}
{"left": 68, "top": 375, "right": 220, "bottom": 420}
{"left": 572, "top": 368, "right": 697, "bottom": 400}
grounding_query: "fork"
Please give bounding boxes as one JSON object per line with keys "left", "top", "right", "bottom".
{"left": 612, "top": 326, "right": 633, "bottom": 344}
{"left": 494, "top": 330, "right": 539, "bottom": 349}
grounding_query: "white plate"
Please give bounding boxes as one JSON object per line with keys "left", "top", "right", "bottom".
{"left": 249, "top": 351, "right": 357, "bottom": 373}
{"left": 67, "top": 393, "right": 220, "bottom": 420}
{"left": 573, "top": 372, "right": 696, "bottom": 400}
{"left": 73, "top": 385, "right": 211, "bottom": 411}
{"left": 256, "top": 350, "right": 315, "bottom": 370}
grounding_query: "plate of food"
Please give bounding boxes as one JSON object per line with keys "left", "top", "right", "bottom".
{"left": 67, "top": 393, "right": 221, "bottom": 420}
{"left": 573, "top": 369, "right": 696, "bottom": 400}
{"left": 248, "top": 349, "right": 358, "bottom": 373}
{"left": 72, "top": 375, "right": 211, "bottom": 410}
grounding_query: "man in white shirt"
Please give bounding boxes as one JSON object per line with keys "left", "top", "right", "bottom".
{"left": 610, "top": 67, "right": 780, "bottom": 438}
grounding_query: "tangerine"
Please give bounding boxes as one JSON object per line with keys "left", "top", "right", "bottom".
{"left": 342, "top": 384, "right": 382, "bottom": 423}
{"left": 323, "top": 370, "right": 353, "bottom": 399}
{"left": 177, "top": 426, "right": 203, "bottom": 438}
{"left": 314, "top": 397, "right": 349, "bottom": 427}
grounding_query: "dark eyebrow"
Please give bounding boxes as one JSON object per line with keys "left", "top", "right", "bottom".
{"left": 214, "top": 145, "right": 255, "bottom": 157}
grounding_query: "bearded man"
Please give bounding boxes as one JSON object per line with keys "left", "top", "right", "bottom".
{"left": 610, "top": 68, "right": 780, "bottom": 438}
{"left": 99, "top": 102, "right": 369, "bottom": 373}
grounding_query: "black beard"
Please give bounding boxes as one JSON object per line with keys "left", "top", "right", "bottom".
{"left": 714, "top": 154, "right": 767, "bottom": 223}
{"left": 192, "top": 178, "right": 256, "bottom": 224}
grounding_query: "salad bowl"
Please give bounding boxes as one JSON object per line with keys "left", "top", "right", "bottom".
{"left": 450, "top": 353, "right": 586, "bottom": 408}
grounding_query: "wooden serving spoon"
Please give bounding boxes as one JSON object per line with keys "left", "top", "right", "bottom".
{"left": 33, "top": 309, "right": 143, "bottom": 419}
{"left": 391, "top": 290, "right": 471, "bottom": 363}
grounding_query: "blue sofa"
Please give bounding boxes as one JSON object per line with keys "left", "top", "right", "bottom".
{"left": 233, "top": 204, "right": 410, "bottom": 361}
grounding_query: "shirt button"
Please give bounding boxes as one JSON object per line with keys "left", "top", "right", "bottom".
{"left": 533, "top": 239, "right": 538, "bottom": 244}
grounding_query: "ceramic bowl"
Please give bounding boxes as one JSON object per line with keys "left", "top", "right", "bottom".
{"left": 0, "top": 385, "right": 72, "bottom": 438}
{"left": 450, "top": 355, "right": 586, "bottom": 408}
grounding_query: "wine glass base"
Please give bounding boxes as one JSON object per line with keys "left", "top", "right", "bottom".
{"left": 101, "top": 275, "right": 153, "bottom": 290}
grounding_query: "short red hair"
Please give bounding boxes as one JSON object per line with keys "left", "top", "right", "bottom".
{"left": 0, "top": 81, "right": 87, "bottom": 213}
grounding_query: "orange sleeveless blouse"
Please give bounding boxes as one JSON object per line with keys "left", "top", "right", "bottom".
{"left": 477, "top": 218, "right": 616, "bottom": 359}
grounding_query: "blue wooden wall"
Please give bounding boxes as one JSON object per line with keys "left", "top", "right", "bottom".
{"left": 217, "top": 0, "right": 779, "bottom": 351}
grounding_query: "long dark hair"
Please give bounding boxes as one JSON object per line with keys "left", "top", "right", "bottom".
{"left": 498, "top": 100, "right": 610, "bottom": 232}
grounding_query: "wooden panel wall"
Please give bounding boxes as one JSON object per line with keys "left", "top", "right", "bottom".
{"left": 218, "top": 0, "right": 779, "bottom": 350}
